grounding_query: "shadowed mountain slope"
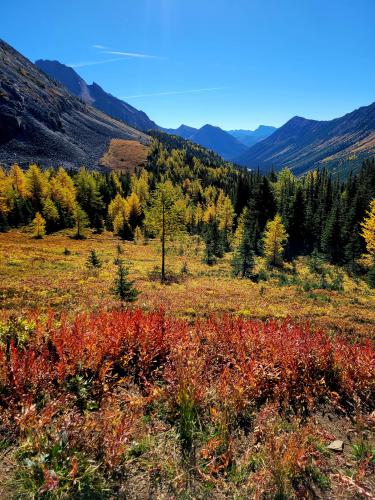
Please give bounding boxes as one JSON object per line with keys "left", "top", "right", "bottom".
{"left": 235, "top": 104, "right": 375, "bottom": 174}
{"left": 0, "top": 40, "right": 150, "bottom": 169}
{"left": 35, "top": 59, "right": 158, "bottom": 132}
{"left": 228, "top": 125, "right": 277, "bottom": 147}
{"left": 163, "top": 123, "right": 246, "bottom": 160}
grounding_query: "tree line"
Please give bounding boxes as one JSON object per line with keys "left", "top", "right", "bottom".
{"left": 0, "top": 140, "right": 374, "bottom": 283}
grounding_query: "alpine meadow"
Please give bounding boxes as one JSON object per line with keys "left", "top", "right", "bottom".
{"left": 0, "top": 1, "right": 375, "bottom": 499}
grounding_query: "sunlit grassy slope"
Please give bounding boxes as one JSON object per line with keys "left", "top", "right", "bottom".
{"left": 100, "top": 139, "right": 150, "bottom": 172}
{"left": 1, "top": 229, "right": 374, "bottom": 498}
{"left": 1, "top": 229, "right": 374, "bottom": 343}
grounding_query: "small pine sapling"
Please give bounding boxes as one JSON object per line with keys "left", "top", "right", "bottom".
{"left": 86, "top": 249, "right": 102, "bottom": 269}
{"left": 114, "top": 243, "right": 124, "bottom": 264}
{"left": 180, "top": 261, "right": 189, "bottom": 275}
{"left": 112, "top": 259, "right": 139, "bottom": 303}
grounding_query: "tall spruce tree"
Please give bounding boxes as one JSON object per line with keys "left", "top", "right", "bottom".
{"left": 73, "top": 206, "right": 89, "bottom": 240}
{"left": 203, "top": 214, "right": 224, "bottom": 265}
{"left": 286, "top": 186, "right": 306, "bottom": 258}
{"left": 321, "top": 201, "right": 343, "bottom": 264}
{"left": 231, "top": 207, "right": 255, "bottom": 278}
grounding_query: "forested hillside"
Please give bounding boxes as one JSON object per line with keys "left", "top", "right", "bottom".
{"left": 2, "top": 3, "right": 375, "bottom": 497}
{"left": 1, "top": 138, "right": 374, "bottom": 279}
{"left": 1, "top": 144, "right": 375, "bottom": 498}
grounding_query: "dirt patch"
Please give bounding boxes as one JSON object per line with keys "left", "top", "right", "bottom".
{"left": 0, "top": 447, "right": 16, "bottom": 499}
{"left": 313, "top": 408, "right": 375, "bottom": 498}
{"left": 100, "top": 139, "right": 150, "bottom": 173}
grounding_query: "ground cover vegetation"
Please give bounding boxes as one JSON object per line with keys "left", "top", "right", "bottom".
{"left": 0, "top": 138, "right": 374, "bottom": 498}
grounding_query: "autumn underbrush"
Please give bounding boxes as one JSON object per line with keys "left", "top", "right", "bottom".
{"left": 0, "top": 309, "right": 374, "bottom": 498}
{"left": 1, "top": 230, "right": 374, "bottom": 345}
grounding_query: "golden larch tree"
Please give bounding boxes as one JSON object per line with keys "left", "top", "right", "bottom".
{"left": 144, "top": 181, "right": 186, "bottom": 281}
{"left": 32, "top": 212, "right": 46, "bottom": 239}
{"left": 361, "top": 199, "right": 375, "bottom": 257}
{"left": 9, "top": 164, "right": 29, "bottom": 198}
{"left": 263, "top": 214, "right": 288, "bottom": 266}
{"left": 108, "top": 194, "right": 129, "bottom": 236}
{"left": 26, "top": 164, "right": 49, "bottom": 208}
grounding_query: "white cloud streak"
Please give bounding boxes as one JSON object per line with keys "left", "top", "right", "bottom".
{"left": 69, "top": 45, "right": 165, "bottom": 67}
{"left": 68, "top": 58, "right": 124, "bottom": 68}
{"left": 121, "top": 87, "right": 226, "bottom": 99}
{"left": 101, "top": 50, "right": 164, "bottom": 59}
{"left": 91, "top": 44, "right": 164, "bottom": 59}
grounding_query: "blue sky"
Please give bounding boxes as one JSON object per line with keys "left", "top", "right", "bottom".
{"left": 2, "top": 0, "right": 375, "bottom": 129}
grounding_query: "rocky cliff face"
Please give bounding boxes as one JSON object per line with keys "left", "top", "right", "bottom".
{"left": 0, "top": 40, "right": 150, "bottom": 169}
{"left": 35, "top": 59, "right": 158, "bottom": 132}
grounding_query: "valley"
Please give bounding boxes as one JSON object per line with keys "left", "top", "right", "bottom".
{"left": 0, "top": 25, "right": 374, "bottom": 500}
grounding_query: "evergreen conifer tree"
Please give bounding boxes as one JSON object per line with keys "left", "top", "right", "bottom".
{"left": 86, "top": 249, "right": 102, "bottom": 269}
{"left": 321, "top": 202, "right": 343, "bottom": 263}
{"left": 112, "top": 260, "right": 139, "bottom": 303}
{"left": 73, "top": 206, "right": 89, "bottom": 239}
{"left": 119, "top": 218, "right": 134, "bottom": 241}
{"left": 203, "top": 236, "right": 217, "bottom": 266}
{"left": 232, "top": 207, "right": 255, "bottom": 278}
{"left": 203, "top": 214, "right": 224, "bottom": 264}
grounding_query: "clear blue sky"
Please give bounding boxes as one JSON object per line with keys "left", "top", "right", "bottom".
{"left": 2, "top": 0, "right": 375, "bottom": 130}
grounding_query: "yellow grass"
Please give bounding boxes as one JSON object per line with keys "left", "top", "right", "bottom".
{"left": 0, "top": 229, "right": 374, "bottom": 342}
{"left": 100, "top": 139, "right": 150, "bottom": 172}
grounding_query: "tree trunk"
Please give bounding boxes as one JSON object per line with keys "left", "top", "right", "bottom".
{"left": 161, "top": 201, "right": 165, "bottom": 282}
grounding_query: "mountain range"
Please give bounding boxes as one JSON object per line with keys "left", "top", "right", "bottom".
{"left": 35, "top": 59, "right": 158, "bottom": 132}
{"left": 0, "top": 39, "right": 150, "bottom": 169}
{"left": 236, "top": 106, "right": 375, "bottom": 174}
{"left": 163, "top": 124, "right": 247, "bottom": 160}
{"left": 35, "top": 61, "right": 257, "bottom": 160}
{"left": 162, "top": 124, "right": 276, "bottom": 160}
{"left": 228, "top": 126, "right": 277, "bottom": 148}
{"left": 1, "top": 38, "right": 375, "bottom": 176}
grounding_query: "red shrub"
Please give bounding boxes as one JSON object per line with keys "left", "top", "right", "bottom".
{"left": 0, "top": 310, "right": 374, "bottom": 416}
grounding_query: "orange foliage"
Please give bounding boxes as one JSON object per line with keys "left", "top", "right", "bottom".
{"left": 2, "top": 310, "right": 374, "bottom": 413}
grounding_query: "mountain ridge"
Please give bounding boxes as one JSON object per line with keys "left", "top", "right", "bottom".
{"left": 0, "top": 39, "right": 150, "bottom": 170}
{"left": 162, "top": 123, "right": 247, "bottom": 160}
{"left": 228, "top": 125, "right": 277, "bottom": 147}
{"left": 35, "top": 59, "right": 158, "bottom": 132}
{"left": 235, "top": 103, "right": 375, "bottom": 174}
{"left": 162, "top": 124, "right": 198, "bottom": 139}
{"left": 190, "top": 124, "right": 247, "bottom": 160}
